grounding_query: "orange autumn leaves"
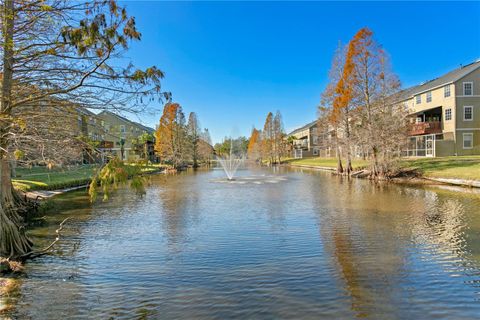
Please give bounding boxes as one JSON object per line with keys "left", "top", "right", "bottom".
{"left": 331, "top": 27, "right": 372, "bottom": 124}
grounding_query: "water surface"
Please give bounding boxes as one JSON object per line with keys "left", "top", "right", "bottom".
{"left": 2, "top": 167, "right": 480, "bottom": 319}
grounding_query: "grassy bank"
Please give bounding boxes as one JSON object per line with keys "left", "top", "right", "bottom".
{"left": 284, "top": 157, "right": 370, "bottom": 170}
{"left": 286, "top": 156, "right": 480, "bottom": 182}
{"left": 401, "top": 156, "right": 480, "bottom": 181}
{"left": 12, "top": 163, "right": 167, "bottom": 192}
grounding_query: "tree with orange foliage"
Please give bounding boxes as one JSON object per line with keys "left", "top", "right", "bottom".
{"left": 247, "top": 127, "right": 262, "bottom": 161}
{"left": 346, "top": 28, "right": 404, "bottom": 177}
{"left": 155, "top": 102, "right": 187, "bottom": 168}
{"left": 332, "top": 33, "right": 362, "bottom": 175}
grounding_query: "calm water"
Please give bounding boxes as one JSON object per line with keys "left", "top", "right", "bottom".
{"left": 2, "top": 167, "right": 480, "bottom": 319}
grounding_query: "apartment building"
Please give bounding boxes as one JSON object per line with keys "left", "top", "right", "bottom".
{"left": 395, "top": 60, "right": 480, "bottom": 157}
{"left": 94, "top": 111, "right": 156, "bottom": 162}
{"left": 287, "top": 120, "right": 337, "bottom": 158}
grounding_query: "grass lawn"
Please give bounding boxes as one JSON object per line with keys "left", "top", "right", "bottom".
{"left": 401, "top": 156, "right": 480, "bottom": 181}
{"left": 286, "top": 156, "right": 480, "bottom": 181}
{"left": 12, "top": 163, "right": 168, "bottom": 192}
{"left": 12, "top": 165, "right": 98, "bottom": 192}
{"left": 284, "top": 157, "right": 370, "bottom": 170}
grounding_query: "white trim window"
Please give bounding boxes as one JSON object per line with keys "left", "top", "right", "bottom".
{"left": 120, "top": 125, "right": 126, "bottom": 133}
{"left": 416, "top": 95, "right": 421, "bottom": 104}
{"left": 463, "top": 82, "right": 473, "bottom": 96}
{"left": 463, "top": 133, "right": 473, "bottom": 149}
{"left": 426, "top": 91, "right": 432, "bottom": 103}
{"left": 463, "top": 106, "right": 473, "bottom": 121}
{"left": 444, "top": 85, "right": 451, "bottom": 97}
{"left": 445, "top": 108, "right": 452, "bottom": 121}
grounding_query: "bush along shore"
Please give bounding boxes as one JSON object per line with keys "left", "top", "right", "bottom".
{"left": 285, "top": 156, "right": 480, "bottom": 189}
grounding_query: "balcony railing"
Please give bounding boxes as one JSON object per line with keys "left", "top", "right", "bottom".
{"left": 294, "top": 140, "right": 308, "bottom": 149}
{"left": 409, "top": 121, "right": 442, "bottom": 136}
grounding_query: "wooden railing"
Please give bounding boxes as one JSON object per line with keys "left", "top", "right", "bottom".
{"left": 409, "top": 121, "right": 442, "bottom": 136}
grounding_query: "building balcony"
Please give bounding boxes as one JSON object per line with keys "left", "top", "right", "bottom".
{"left": 293, "top": 140, "right": 309, "bottom": 149}
{"left": 98, "top": 140, "right": 114, "bottom": 149}
{"left": 409, "top": 121, "right": 442, "bottom": 136}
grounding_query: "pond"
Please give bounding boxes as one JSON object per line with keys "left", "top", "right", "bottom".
{"left": 2, "top": 167, "right": 480, "bottom": 319}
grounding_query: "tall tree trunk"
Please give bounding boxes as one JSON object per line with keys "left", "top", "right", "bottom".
{"left": 344, "top": 113, "right": 353, "bottom": 175}
{"left": 0, "top": 0, "right": 34, "bottom": 260}
{"left": 334, "top": 128, "right": 343, "bottom": 173}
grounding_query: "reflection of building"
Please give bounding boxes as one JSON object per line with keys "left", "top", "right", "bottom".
{"left": 394, "top": 60, "right": 480, "bottom": 157}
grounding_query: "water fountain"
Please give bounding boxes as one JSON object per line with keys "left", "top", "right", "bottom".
{"left": 217, "top": 139, "right": 244, "bottom": 180}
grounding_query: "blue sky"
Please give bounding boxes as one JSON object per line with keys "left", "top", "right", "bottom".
{"left": 122, "top": 1, "right": 480, "bottom": 143}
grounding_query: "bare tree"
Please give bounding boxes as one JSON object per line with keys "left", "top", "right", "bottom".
{"left": 348, "top": 28, "right": 404, "bottom": 177}
{"left": 261, "top": 112, "right": 274, "bottom": 165}
{"left": 273, "top": 111, "right": 286, "bottom": 164}
{"left": 198, "top": 128, "right": 214, "bottom": 165}
{"left": 319, "top": 43, "right": 346, "bottom": 173}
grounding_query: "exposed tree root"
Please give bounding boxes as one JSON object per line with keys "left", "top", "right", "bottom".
{"left": 20, "top": 217, "right": 70, "bottom": 260}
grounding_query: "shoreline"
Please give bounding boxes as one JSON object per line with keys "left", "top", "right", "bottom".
{"left": 287, "top": 164, "right": 480, "bottom": 190}
{"left": 20, "top": 164, "right": 480, "bottom": 200}
{"left": 20, "top": 167, "right": 167, "bottom": 200}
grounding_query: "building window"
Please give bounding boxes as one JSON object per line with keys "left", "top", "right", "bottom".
{"left": 464, "top": 106, "right": 473, "bottom": 121}
{"left": 463, "top": 133, "right": 473, "bottom": 149}
{"left": 463, "top": 82, "right": 473, "bottom": 96}
{"left": 426, "top": 91, "right": 432, "bottom": 103}
{"left": 445, "top": 108, "right": 452, "bottom": 121}
{"left": 444, "top": 85, "right": 451, "bottom": 97}
{"left": 101, "top": 120, "right": 105, "bottom": 127}
{"left": 416, "top": 95, "right": 421, "bottom": 104}
{"left": 120, "top": 125, "right": 126, "bottom": 133}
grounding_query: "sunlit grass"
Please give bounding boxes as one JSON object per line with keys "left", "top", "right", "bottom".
{"left": 401, "top": 156, "right": 480, "bottom": 180}
{"left": 285, "top": 156, "right": 480, "bottom": 181}
{"left": 13, "top": 163, "right": 169, "bottom": 192}
{"left": 13, "top": 165, "right": 97, "bottom": 192}
{"left": 284, "top": 157, "right": 369, "bottom": 170}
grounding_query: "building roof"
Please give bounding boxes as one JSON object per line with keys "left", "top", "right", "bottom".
{"left": 288, "top": 120, "right": 317, "bottom": 136}
{"left": 98, "top": 110, "right": 155, "bottom": 133}
{"left": 394, "top": 59, "right": 480, "bottom": 102}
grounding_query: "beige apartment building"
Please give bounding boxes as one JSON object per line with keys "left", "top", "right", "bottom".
{"left": 94, "top": 111, "right": 155, "bottom": 162}
{"left": 288, "top": 120, "right": 337, "bottom": 158}
{"left": 396, "top": 60, "right": 480, "bottom": 157}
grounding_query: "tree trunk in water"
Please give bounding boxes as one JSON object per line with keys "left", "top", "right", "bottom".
{"left": 334, "top": 129, "right": 343, "bottom": 174}
{"left": 336, "top": 155, "right": 344, "bottom": 174}
{"left": 345, "top": 134, "right": 353, "bottom": 175}
{"left": 371, "top": 146, "right": 379, "bottom": 177}
{"left": 0, "top": 159, "right": 34, "bottom": 260}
